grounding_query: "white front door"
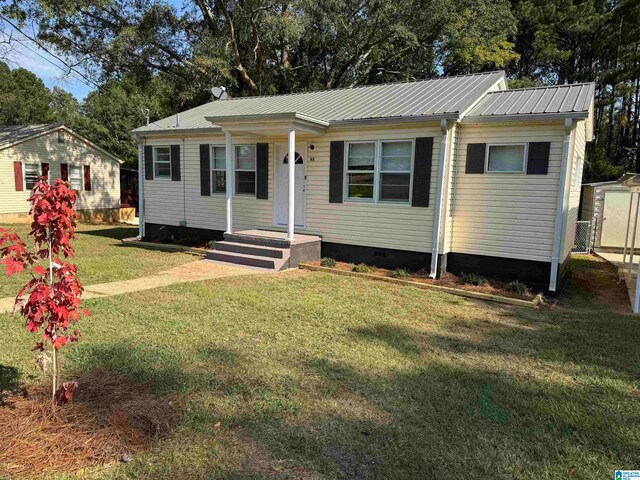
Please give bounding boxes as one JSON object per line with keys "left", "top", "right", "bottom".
{"left": 274, "top": 143, "right": 306, "bottom": 227}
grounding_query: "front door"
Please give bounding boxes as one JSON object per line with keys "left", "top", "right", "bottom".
{"left": 275, "top": 143, "right": 306, "bottom": 227}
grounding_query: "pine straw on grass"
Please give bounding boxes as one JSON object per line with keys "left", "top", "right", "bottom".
{"left": 0, "top": 370, "right": 176, "bottom": 478}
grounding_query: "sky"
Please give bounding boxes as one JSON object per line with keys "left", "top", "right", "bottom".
{"left": 1, "top": 21, "right": 94, "bottom": 100}
{"left": 1, "top": 0, "right": 186, "bottom": 102}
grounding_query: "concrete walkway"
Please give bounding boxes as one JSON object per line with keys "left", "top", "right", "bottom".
{"left": 0, "top": 259, "right": 267, "bottom": 314}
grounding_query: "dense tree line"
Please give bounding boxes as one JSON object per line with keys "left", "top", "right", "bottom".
{"left": 0, "top": 0, "right": 638, "bottom": 177}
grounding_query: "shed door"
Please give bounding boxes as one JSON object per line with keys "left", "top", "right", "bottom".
{"left": 601, "top": 191, "right": 635, "bottom": 248}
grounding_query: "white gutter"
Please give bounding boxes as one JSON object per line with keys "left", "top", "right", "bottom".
{"left": 430, "top": 119, "right": 449, "bottom": 278}
{"left": 549, "top": 118, "right": 573, "bottom": 292}
{"left": 137, "top": 137, "right": 145, "bottom": 239}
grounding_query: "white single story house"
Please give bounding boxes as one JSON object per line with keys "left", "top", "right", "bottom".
{"left": 0, "top": 124, "right": 123, "bottom": 223}
{"left": 580, "top": 180, "right": 640, "bottom": 251}
{"left": 132, "top": 70, "right": 594, "bottom": 292}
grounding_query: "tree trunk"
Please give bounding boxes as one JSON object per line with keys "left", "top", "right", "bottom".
{"left": 48, "top": 227, "right": 59, "bottom": 402}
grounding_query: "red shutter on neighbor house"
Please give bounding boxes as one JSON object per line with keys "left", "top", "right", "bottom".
{"left": 84, "top": 165, "right": 92, "bottom": 191}
{"left": 41, "top": 162, "right": 49, "bottom": 179}
{"left": 61, "top": 163, "right": 69, "bottom": 181}
{"left": 13, "top": 162, "right": 23, "bottom": 191}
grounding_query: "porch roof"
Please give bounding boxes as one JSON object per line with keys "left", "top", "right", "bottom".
{"left": 132, "top": 71, "right": 506, "bottom": 135}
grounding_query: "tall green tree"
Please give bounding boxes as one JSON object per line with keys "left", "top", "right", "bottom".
{"left": 0, "top": 61, "right": 53, "bottom": 125}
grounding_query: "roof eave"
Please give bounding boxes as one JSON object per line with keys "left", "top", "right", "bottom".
{"left": 329, "top": 113, "right": 460, "bottom": 127}
{"left": 131, "top": 126, "right": 224, "bottom": 137}
{"left": 462, "top": 112, "right": 589, "bottom": 124}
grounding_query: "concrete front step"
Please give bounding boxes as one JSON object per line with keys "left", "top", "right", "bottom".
{"left": 215, "top": 240, "right": 287, "bottom": 259}
{"left": 206, "top": 250, "right": 289, "bottom": 270}
{"left": 224, "top": 232, "right": 291, "bottom": 248}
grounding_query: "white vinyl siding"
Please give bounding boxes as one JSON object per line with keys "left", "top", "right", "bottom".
{"left": 562, "top": 119, "right": 586, "bottom": 260}
{"left": 450, "top": 121, "right": 565, "bottom": 262}
{"left": 0, "top": 130, "right": 120, "bottom": 215}
{"left": 142, "top": 122, "right": 442, "bottom": 253}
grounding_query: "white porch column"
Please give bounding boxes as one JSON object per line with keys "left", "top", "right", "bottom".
{"left": 287, "top": 128, "right": 296, "bottom": 241}
{"left": 225, "top": 131, "right": 233, "bottom": 234}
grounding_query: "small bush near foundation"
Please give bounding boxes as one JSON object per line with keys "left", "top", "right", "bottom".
{"left": 352, "top": 263, "right": 374, "bottom": 273}
{"left": 206, "top": 240, "right": 216, "bottom": 249}
{"left": 392, "top": 268, "right": 411, "bottom": 279}
{"left": 320, "top": 257, "right": 336, "bottom": 268}
{"left": 506, "top": 280, "right": 530, "bottom": 296}
{"left": 462, "top": 272, "right": 487, "bottom": 286}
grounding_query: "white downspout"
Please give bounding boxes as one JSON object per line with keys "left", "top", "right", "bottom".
{"left": 549, "top": 118, "right": 573, "bottom": 292}
{"left": 137, "top": 137, "right": 145, "bottom": 239}
{"left": 429, "top": 119, "right": 449, "bottom": 278}
{"left": 225, "top": 131, "right": 233, "bottom": 234}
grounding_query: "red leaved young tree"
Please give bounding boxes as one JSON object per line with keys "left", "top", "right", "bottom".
{"left": 0, "top": 178, "right": 89, "bottom": 404}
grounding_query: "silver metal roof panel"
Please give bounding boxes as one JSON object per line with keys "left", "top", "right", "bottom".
{"left": 133, "top": 71, "right": 506, "bottom": 133}
{"left": 465, "top": 82, "right": 595, "bottom": 119}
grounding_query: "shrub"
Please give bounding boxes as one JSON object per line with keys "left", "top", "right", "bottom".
{"left": 462, "top": 272, "right": 487, "bottom": 286}
{"left": 352, "top": 263, "right": 374, "bottom": 273}
{"left": 320, "top": 257, "right": 336, "bottom": 268}
{"left": 506, "top": 280, "right": 530, "bottom": 296}
{"left": 206, "top": 240, "right": 216, "bottom": 249}
{"left": 392, "top": 268, "right": 411, "bottom": 279}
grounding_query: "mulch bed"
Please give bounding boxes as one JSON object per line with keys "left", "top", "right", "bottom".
{"left": 307, "top": 260, "right": 537, "bottom": 301}
{"left": 0, "top": 370, "right": 176, "bottom": 477}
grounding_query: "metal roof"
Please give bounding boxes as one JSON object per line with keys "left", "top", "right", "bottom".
{"left": 0, "top": 124, "right": 61, "bottom": 146}
{"left": 132, "top": 71, "right": 506, "bottom": 134}
{"left": 466, "top": 83, "right": 595, "bottom": 119}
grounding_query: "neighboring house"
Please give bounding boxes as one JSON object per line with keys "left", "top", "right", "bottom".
{"left": 580, "top": 180, "right": 639, "bottom": 251}
{"left": 131, "top": 71, "right": 594, "bottom": 292}
{"left": 0, "top": 124, "right": 123, "bottom": 223}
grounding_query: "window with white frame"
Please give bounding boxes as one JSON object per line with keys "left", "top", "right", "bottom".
{"left": 380, "top": 141, "right": 412, "bottom": 202}
{"left": 24, "top": 163, "right": 39, "bottom": 190}
{"left": 69, "top": 165, "right": 83, "bottom": 190}
{"left": 153, "top": 146, "right": 171, "bottom": 178}
{"left": 211, "top": 146, "right": 226, "bottom": 194}
{"left": 486, "top": 144, "right": 526, "bottom": 173}
{"left": 346, "top": 142, "right": 376, "bottom": 200}
{"left": 235, "top": 145, "right": 256, "bottom": 195}
{"left": 345, "top": 140, "right": 413, "bottom": 203}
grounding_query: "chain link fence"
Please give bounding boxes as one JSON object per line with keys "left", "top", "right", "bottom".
{"left": 572, "top": 221, "right": 593, "bottom": 254}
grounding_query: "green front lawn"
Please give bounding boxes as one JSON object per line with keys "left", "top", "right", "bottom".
{"left": 0, "top": 223, "right": 196, "bottom": 298}
{"left": 0, "top": 244, "right": 638, "bottom": 479}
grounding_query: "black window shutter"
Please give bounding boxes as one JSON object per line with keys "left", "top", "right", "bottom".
{"left": 144, "top": 145, "right": 153, "bottom": 180}
{"left": 256, "top": 143, "right": 269, "bottom": 199}
{"left": 412, "top": 137, "right": 434, "bottom": 207}
{"left": 200, "top": 144, "right": 210, "bottom": 196}
{"left": 329, "top": 141, "right": 344, "bottom": 203}
{"left": 465, "top": 143, "right": 486, "bottom": 174}
{"left": 171, "top": 144, "right": 181, "bottom": 181}
{"left": 527, "top": 142, "right": 550, "bottom": 175}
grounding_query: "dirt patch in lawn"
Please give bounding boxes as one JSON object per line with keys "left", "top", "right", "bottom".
{"left": 572, "top": 254, "right": 631, "bottom": 313}
{"left": 308, "top": 261, "right": 536, "bottom": 301}
{"left": 0, "top": 370, "right": 176, "bottom": 477}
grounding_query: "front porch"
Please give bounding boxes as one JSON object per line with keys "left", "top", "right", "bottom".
{"left": 207, "top": 229, "right": 321, "bottom": 271}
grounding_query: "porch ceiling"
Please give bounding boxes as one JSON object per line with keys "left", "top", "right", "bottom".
{"left": 204, "top": 112, "right": 328, "bottom": 136}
